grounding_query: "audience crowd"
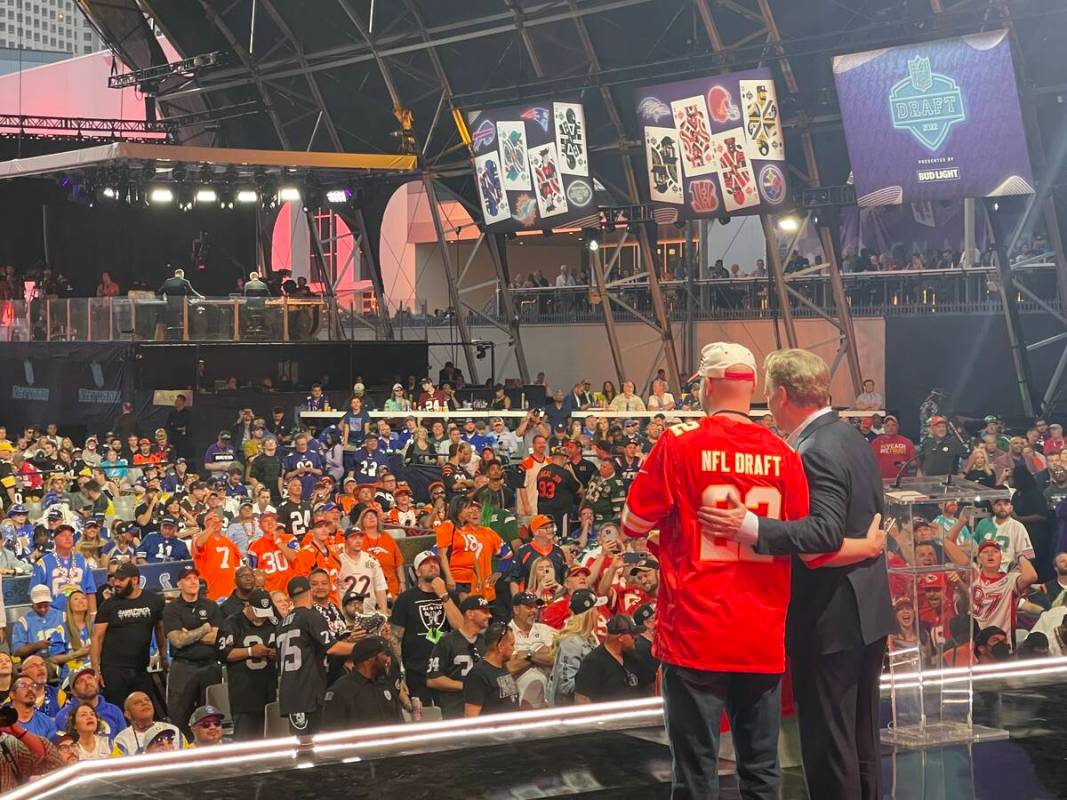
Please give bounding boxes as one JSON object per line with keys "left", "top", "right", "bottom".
{"left": 0, "top": 368, "right": 1063, "bottom": 788}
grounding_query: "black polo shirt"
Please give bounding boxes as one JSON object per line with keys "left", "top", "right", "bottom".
{"left": 322, "top": 670, "right": 403, "bottom": 730}
{"left": 162, "top": 596, "right": 222, "bottom": 665}
{"left": 573, "top": 644, "right": 647, "bottom": 702}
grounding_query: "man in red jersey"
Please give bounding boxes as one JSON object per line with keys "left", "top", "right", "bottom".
{"left": 622, "top": 342, "right": 882, "bottom": 800}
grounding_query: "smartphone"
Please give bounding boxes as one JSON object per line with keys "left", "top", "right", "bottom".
{"left": 622, "top": 552, "right": 642, "bottom": 564}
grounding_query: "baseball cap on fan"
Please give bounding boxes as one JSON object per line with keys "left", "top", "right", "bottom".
{"left": 689, "top": 342, "right": 757, "bottom": 383}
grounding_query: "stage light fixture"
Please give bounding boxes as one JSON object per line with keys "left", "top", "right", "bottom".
{"left": 777, "top": 215, "right": 800, "bottom": 233}
{"left": 149, "top": 187, "right": 174, "bottom": 204}
{"left": 326, "top": 188, "right": 350, "bottom": 204}
{"left": 100, "top": 187, "right": 118, "bottom": 200}
{"left": 236, "top": 190, "right": 259, "bottom": 204}
{"left": 584, "top": 228, "right": 601, "bottom": 252}
{"left": 278, "top": 187, "right": 301, "bottom": 202}
{"left": 195, "top": 188, "right": 218, "bottom": 204}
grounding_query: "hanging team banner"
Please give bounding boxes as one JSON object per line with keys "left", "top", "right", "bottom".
{"left": 466, "top": 100, "right": 599, "bottom": 232}
{"left": 634, "top": 68, "right": 789, "bottom": 220}
{"left": 833, "top": 31, "right": 1035, "bottom": 207}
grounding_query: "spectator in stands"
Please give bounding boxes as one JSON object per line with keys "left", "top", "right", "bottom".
{"left": 188, "top": 705, "right": 226, "bottom": 747}
{"left": 340, "top": 396, "right": 371, "bottom": 448}
{"left": 163, "top": 565, "right": 222, "bottom": 738}
{"left": 1046, "top": 424, "right": 1066, "bottom": 457}
{"left": 284, "top": 434, "right": 325, "bottom": 500}
{"left": 574, "top": 614, "right": 650, "bottom": 703}
{"left": 0, "top": 711, "right": 64, "bottom": 789}
{"left": 507, "top": 592, "right": 555, "bottom": 708}
{"left": 918, "top": 416, "right": 968, "bottom": 476}
{"left": 191, "top": 510, "right": 241, "bottom": 602}
{"left": 215, "top": 588, "right": 278, "bottom": 739}
{"left": 54, "top": 668, "right": 125, "bottom": 744}
{"left": 17, "top": 654, "right": 65, "bottom": 716}
{"left": 463, "top": 623, "right": 518, "bottom": 716}
{"left": 352, "top": 434, "right": 390, "bottom": 486}
{"left": 608, "top": 381, "right": 647, "bottom": 413}
{"left": 226, "top": 500, "right": 260, "bottom": 556}
{"left": 870, "top": 415, "right": 915, "bottom": 480}
{"left": 509, "top": 515, "right": 567, "bottom": 595}
{"left": 91, "top": 562, "right": 167, "bottom": 711}
{"left": 12, "top": 584, "right": 66, "bottom": 662}
{"left": 30, "top": 522, "right": 97, "bottom": 612}
{"left": 383, "top": 383, "right": 412, "bottom": 413}
{"left": 417, "top": 378, "right": 446, "bottom": 411}
{"left": 203, "top": 431, "right": 237, "bottom": 476}
{"left": 427, "top": 595, "right": 491, "bottom": 718}
{"left": 63, "top": 702, "right": 111, "bottom": 759}
{"left": 8, "top": 674, "right": 56, "bottom": 739}
{"left": 323, "top": 636, "right": 403, "bottom": 730}
{"left": 517, "top": 433, "right": 549, "bottom": 520}
{"left": 137, "top": 516, "right": 190, "bottom": 564}
{"left": 357, "top": 508, "right": 405, "bottom": 599}
{"left": 112, "top": 692, "right": 184, "bottom": 756}
{"left": 249, "top": 436, "right": 284, "bottom": 502}
{"left": 547, "top": 589, "right": 605, "bottom": 704}
{"left": 647, "top": 379, "right": 675, "bottom": 411}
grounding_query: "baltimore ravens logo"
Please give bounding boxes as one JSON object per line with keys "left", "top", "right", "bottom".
{"left": 637, "top": 96, "right": 670, "bottom": 123}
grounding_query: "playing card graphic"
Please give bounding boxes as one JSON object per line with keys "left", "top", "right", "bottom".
{"left": 644, "top": 126, "right": 684, "bottom": 204}
{"left": 739, "top": 79, "right": 784, "bottom": 160}
{"left": 528, "top": 143, "right": 569, "bottom": 218}
{"left": 475, "top": 151, "right": 511, "bottom": 225}
{"left": 553, "top": 102, "right": 589, "bottom": 176}
{"left": 497, "top": 121, "right": 531, "bottom": 191}
{"left": 712, "top": 128, "right": 759, "bottom": 212}
{"left": 670, "top": 96, "right": 716, "bottom": 177}
{"left": 512, "top": 193, "right": 538, "bottom": 227}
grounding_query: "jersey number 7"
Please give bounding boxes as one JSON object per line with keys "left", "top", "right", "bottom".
{"left": 699, "top": 484, "right": 781, "bottom": 563}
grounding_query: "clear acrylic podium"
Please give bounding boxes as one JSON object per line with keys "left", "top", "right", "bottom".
{"left": 880, "top": 477, "right": 1011, "bottom": 748}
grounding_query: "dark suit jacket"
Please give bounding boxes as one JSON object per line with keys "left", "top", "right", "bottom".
{"left": 243, "top": 279, "right": 271, "bottom": 298}
{"left": 755, "top": 411, "right": 894, "bottom": 655}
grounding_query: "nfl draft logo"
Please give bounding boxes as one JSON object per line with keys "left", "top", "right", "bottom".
{"left": 889, "top": 56, "right": 966, "bottom": 152}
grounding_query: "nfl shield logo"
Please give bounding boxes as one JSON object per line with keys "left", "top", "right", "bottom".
{"left": 889, "top": 55, "right": 966, "bottom": 152}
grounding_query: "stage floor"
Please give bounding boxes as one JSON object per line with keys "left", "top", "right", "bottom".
{"left": 56, "top": 680, "right": 1067, "bottom": 800}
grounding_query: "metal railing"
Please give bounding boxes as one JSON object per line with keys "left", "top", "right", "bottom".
{"left": 0, "top": 295, "right": 335, "bottom": 342}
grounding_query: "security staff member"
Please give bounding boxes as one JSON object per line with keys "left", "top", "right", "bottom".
{"left": 162, "top": 566, "right": 222, "bottom": 739}
{"left": 322, "top": 636, "right": 402, "bottom": 730}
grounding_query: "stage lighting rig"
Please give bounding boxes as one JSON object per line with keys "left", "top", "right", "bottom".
{"left": 777, "top": 215, "right": 800, "bottom": 233}
{"left": 108, "top": 52, "right": 228, "bottom": 90}
{"left": 583, "top": 228, "right": 601, "bottom": 252}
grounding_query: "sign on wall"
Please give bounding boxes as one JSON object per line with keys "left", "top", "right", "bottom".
{"left": 833, "top": 31, "right": 1035, "bottom": 206}
{"left": 466, "top": 100, "right": 598, "bottom": 232}
{"left": 634, "top": 68, "right": 790, "bottom": 220}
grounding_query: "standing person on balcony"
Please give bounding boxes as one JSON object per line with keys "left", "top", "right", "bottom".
{"left": 608, "top": 381, "right": 647, "bottom": 413}
{"left": 243, "top": 272, "right": 271, "bottom": 297}
{"left": 96, "top": 272, "right": 120, "bottom": 298}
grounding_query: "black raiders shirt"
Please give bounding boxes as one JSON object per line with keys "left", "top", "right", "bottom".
{"left": 426, "top": 629, "right": 484, "bottom": 719}
{"left": 277, "top": 500, "right": 312, "bottom": 538}
{"left": 389, "top": 588, "right": 453, "bottom": 675}
{"left": 216, "top": 612, "right": 278, "bottom": 713}
{"left": 463, "top": 660, "right": 518, "bottom": 715}
{"left": 276, "top": 606, "right": 333, "bottom": 715}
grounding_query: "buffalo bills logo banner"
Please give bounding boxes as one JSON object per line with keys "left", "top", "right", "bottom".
{"left": 635, "top": 68, "right": 788, "bottom": 220}
{"left": 463, "top": 99, "right": 598, "bottom": 232}
{"left": 833, "top": 31, "right": 1034, "bottom": 206}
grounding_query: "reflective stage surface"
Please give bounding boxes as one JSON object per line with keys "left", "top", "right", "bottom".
{"left": 26, "top": 681, "right": 1067, "bottom": 800}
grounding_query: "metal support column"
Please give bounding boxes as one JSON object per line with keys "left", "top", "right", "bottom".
{"left": 762, "top": 215, "right": 797, "bottom": 347}
{"left": 305, "top": 210, "right": 343, "bottom": 340}
{"left": 987, "top": 198, "right": 1036, "bottom": 416}
{"left": 344, "top": 206, "right": 394, "bottom": 340}
{"left": 636, "top": 225, "right": 683, "bottom": 393}
{"left": 422, "top": 176, "right": 480, "bottom": 384}
{"left": 590, "top": 243, "right": 626, "bottom": 386}
{"left": 818, "top": 218, "right": 864, "bottom": 389}
{"left": 486, "top": 234, "right": 530, "bottom": 383}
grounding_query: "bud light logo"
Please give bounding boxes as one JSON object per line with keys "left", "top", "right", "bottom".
{"left": 889, "top": 56, "right": 965, "bottom": 152}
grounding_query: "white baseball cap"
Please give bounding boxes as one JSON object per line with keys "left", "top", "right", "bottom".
{"left": 690, "top": 342, "right": 757, "bottom": 382}
{"left": 30, "top": 585, "right": 52, "bottom": 604}
{"left": 413, "top": 550, "right": 439, "bottom": 571}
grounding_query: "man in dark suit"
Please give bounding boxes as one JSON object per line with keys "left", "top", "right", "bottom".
{"left": 700, "top": 348, "right": 893, "bottom": 800}
{"left": 243, "top": 272, "right": 271, "bottom": 298}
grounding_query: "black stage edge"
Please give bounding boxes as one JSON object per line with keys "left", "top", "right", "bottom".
{"left": 51, "top": 682, "right": 1067, "bottom": 800}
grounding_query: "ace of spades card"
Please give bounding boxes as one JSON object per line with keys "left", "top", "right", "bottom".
{"left": 739, "top": 79, "right": 784, "bottom": 161}
{"left": 527, "top": 143, "right": 569, "bottom": 218}
{"left": 711, "top": 128, "right": 759, "bottom": 212}
{"left": 670, "top": 95, "right": 716, "bottom": 177}
{"left": 553, "top": 102, "right": 589, "bottom": 177}
{"left": 644, "top": 126, "right": 684, "bottom": 204}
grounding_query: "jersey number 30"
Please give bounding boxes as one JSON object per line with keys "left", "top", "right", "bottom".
{"left": 699, "top": 485, "right": 781, "bottom": 563}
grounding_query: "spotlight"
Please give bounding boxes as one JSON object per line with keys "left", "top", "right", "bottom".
{"left": 195, "top": 188, "right": 218, "bottom": 204}
{"left": 278, "top": 187, "right": 301, "bottom": 202}
{"left": 100, "top": 187, "right": 118, "bottom": 200}
{"left": 582, "top": 228, "right": 601, "bottom": 252}
{"left": 236, "top": 190, "right": 258, "bottom": 204}
{"left": 326, "top": 188, "right": 351, "bottom": 204}
{"left": 717, "top": 213, "right": 731, "bottom": 226}
{"left": 777, "top": 215, "right": 800, "bottom": 233}
{"left": 149, "top": 187, "right": 174, "bottom": 205}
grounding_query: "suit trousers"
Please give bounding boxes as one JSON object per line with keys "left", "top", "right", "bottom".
{"left": 790, "top": 637, "right": 886, "bottom": 800}
{"left": 661, "top": 663, "right": 781, "bottom": 800}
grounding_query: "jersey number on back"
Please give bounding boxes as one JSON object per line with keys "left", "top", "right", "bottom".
{"left": 700, "top": 485, "right": 781, "bottom": 563}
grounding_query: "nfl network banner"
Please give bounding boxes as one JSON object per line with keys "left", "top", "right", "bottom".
{"left": 464, "top": 99, "right": 602, "bottom": 233}
{"left": 3, "top": 559, "right": 190, "bottom": 608}
{"left": 633, "top": 68, "right": 790, "bottom": 221}
{"left": 833, "top": 31, "right": 1035, "bottom": 207}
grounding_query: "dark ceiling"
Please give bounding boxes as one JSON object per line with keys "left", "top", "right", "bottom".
{"left": 80, "top": 0, "right": 1067, "bottom": 209}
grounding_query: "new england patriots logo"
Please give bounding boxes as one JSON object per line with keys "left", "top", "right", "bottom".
{"left": 520, "top": 107, "right": 551, "bottom": 132}
{"left": 638, "top": 96, "right": 670, "bottom": 123}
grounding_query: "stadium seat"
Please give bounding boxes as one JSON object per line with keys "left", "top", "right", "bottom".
{"left": 205, "top": 682, "right": 231, "bottom": 720}
{"left": 263, "top": 701, "right": 289, "bottom": 738}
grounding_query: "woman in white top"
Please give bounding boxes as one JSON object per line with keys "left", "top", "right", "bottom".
{"left": 65, "top": 702, "right": 112, "bottom": 760}
{"left": 646, "top": 379, "right": 676, "bottom": 411}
